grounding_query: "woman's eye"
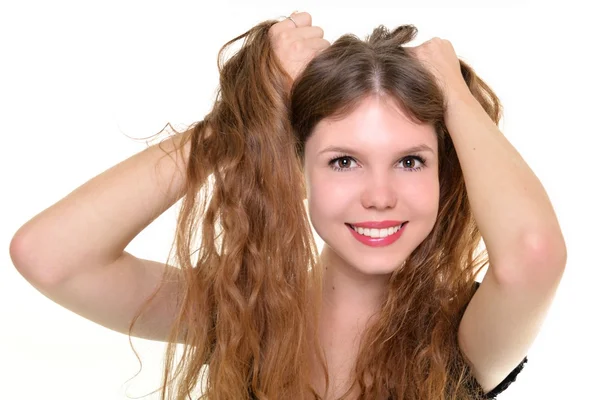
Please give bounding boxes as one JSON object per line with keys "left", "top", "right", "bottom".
{"left": 401, "top": 157, "right": 421, "bottom": 169}
{"left": 329, "top": 156, "right": 357, "bottom": 171}
{"left": 328, "top": 155, "right": 426, "bottom": 172}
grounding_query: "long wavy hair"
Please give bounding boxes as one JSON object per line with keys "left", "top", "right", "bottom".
{"left": 127, "top": 17, "right": 501, "bottom": 400}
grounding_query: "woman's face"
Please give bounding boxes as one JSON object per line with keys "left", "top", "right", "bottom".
{"left": 303, "top": 94, "right": 440, "bottom": 276}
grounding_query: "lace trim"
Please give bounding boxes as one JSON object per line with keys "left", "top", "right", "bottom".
{"left": 482, "top": 356, "right": 528, "bottom": 399}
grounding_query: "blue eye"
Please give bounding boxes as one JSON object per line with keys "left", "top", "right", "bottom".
{"left": 327, "top": 154, "right": 427, "bottom": 172}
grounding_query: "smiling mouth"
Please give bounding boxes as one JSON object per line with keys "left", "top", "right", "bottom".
{"left": 344, "top": 222, "right": 407, "bottom": 229}
{"left": 344, "top": 222, "right": 407, "bottom": 236}
{"left": 344, "top": 222, "right": 407, "bottom": 245}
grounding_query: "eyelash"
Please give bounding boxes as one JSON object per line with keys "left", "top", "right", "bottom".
{"left": 327, "top": 154, "right": 427, "bottom": 172}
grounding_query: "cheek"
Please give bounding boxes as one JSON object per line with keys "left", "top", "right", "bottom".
{"left": 307, "top": 182, "right": 353, "bottom": 238}
{"left": 403, "top": 173, "right": 439, "bottom": 204}
{"left": 414, "top": 182, "right": 440, "bottom": 222}
{"left": 308, "top": 171, "right": 439, "bottom": 221}
{"left": 309, "top": 178, "right": 355, "bottom": 215}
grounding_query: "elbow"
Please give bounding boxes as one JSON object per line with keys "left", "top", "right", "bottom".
{"left": 493, "top": 231, "right": 567, "bottom": 286}
{"left": 524, "top": 231, "right": 567, "bottom": 268}
{"left": 517, "top": 231, "right": 567, "bottom": 283}
{"left": 10, "top": 230, "right": 64, "bottom": 287}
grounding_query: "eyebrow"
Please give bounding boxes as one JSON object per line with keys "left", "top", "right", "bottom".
{"left": 318, "top": 144, "right": 435, "bottom": 157}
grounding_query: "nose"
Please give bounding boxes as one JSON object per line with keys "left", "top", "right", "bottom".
{"left": 360, "top": 173, "right": 397, "bottom": 210}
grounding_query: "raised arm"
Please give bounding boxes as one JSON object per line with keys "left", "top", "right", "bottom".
{"left": 9, "top": 127, "right": 201, "bottom": 342}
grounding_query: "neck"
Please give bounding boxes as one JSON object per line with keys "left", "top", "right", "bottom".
{"left": 319, "top": 245, "right": 389, "bottom": 318}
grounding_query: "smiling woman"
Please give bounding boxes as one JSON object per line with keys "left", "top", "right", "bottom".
{"left": 8, "top": 7, "right": 569, "bottom": 400}
{"left": 303, "top": 94, "right": 441, "bottom": 287}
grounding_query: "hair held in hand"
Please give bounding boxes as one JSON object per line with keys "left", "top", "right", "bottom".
{"left": 127, "top": 18, "right": 502, "bottom": 400}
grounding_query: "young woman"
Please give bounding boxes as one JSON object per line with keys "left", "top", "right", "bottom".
{"left": 10, "top": 11, "right": 566, "bottom": 400}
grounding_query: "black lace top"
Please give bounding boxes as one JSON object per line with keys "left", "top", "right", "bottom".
{"left": 480, "top": 356, "right": 527, "bottom": 399}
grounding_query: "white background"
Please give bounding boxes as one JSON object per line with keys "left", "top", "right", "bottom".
{"left": 1, "top": 1, "right": 598, "bottom": 399}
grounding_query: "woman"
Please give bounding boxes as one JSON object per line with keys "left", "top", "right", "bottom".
{"left": 10, "top": 11, "right": 567, "bottom": 400}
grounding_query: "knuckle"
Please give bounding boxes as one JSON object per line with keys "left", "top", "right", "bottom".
{"left": 280, "top": 30, "right": 290, "bottom": 41}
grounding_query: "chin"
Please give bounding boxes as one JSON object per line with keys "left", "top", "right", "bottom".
{"left": 354, "top": 261, "right": 404, "bottom": 276}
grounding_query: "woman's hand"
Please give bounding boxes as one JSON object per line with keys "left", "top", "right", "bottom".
{"left": 269, "top": 12, "right": 330, "bottom": 82}
{"left": 406, "top": 38, "right": 472, "bottom": 104}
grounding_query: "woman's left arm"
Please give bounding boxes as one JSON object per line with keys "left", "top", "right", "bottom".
{"left": 446, "top": 72, "right": 567, "bottom": 395}
{"left": 445, "top": 86, "right": 567, "bottom": 279}
{"left": 410, "top": 37, "right": 567, "bottom": 280}
{"left": 408, "top": 37, "right": 567, "bottom": 395}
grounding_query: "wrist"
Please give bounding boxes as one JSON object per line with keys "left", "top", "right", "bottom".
{"left": 444, "top": 86, "right": 478, "bottom": 120}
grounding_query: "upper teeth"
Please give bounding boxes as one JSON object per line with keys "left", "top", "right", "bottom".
{"left": 350, "top": 224, "right": 403, "bottom": 238}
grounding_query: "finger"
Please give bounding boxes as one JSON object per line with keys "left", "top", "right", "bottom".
{"left": 271, "top": 12, "right": 312, "bottom": 36}
{"left": 287, "top": 11, "right": 312, "bottom": 28}
{"left": 293, "top": 26, "right": 325, "bottom": 40}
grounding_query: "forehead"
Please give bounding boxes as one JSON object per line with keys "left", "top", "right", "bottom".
{"left": 307, "top": 95, "right": 437, "bottom": 153}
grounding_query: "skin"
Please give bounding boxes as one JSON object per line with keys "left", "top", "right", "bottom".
{"left": 303, "top": 94, "right": 440, "bottom": 320}
{"left": 278, "top": 12, "right": 567, "bottom": 396}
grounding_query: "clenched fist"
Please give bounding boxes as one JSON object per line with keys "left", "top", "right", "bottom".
{"left": 405, "top": 37, "right": 471, "bottom": 104}
{"left": 269, "top": 12, "right": 330, "bottom": 82}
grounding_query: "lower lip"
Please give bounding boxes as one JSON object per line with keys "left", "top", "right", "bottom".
{"left": 346, "top": 223, "right": 407, "bottom": 247}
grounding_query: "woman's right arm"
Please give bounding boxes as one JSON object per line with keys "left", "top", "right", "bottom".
{"left": 9, "top": 128, "right": 200, "bottom": 343}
